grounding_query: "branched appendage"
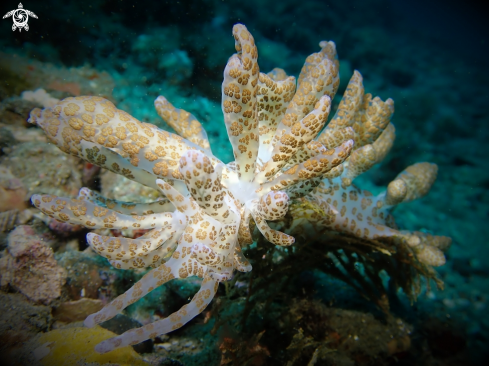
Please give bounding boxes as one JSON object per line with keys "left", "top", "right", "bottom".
{"left": 90, "top": 273, "right": 218, "bottom": 353}
{"left": 28, "top": 23, "right": 450, "bottom": 353}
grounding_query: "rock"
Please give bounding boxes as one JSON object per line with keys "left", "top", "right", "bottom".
{"left": 0, "top": 225, "right": 66, "bottom": 304}
{"left": 159, "top": 358, "right": 185, "bottom": 366}
{"left": 0, "top": 127, "right": 17, "bottom": 154}
{"left": 0, "top": 97, "right": 38, "bottom": 127}
{"left": 386, "top": 335, "right": 411, "bottom": 356}
{"left": 101, "top": 169, "right": 161, "bottom": 203}
{"left": 166, "top": 277, "right": 202, "bottom": 301}
{"left": 1, "top": 141, "right": 82, "bottom": 199}
{"left": 0, "top": 166, "right": 28, "bottom": 211}
{"left": 0, "top": 292, "right": 52, "bottom": 352}
{"left": 53, "top": 298, "right": 104, "bottom": 323}
{"left": 56, "top": 249, "right": 134, "bottom": 301}
{"left": 100, "top": 314, "right": 153, "bottom": 354}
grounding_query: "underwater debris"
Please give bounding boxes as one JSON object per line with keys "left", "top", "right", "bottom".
{"left": 28, "top": 23, "right": 450, "bottom": 353}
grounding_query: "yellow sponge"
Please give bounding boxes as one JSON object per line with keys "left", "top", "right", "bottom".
{"left": 33, "top": 326, "right": 149, "bottom": 366}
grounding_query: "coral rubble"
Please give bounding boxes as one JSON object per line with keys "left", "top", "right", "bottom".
{"left": 0, "top": 225, "right": 66, "bottom": 304}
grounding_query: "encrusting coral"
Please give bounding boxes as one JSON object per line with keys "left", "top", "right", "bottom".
{"left": 0, "top": 225, "right": 67, "bottom": 304}
{"left": 28, "top": 24, "right": 450, "bottom": 353}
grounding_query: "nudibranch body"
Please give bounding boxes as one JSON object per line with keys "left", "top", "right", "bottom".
{"left": 29, "top": 23, "right": 449, "bottom": 353}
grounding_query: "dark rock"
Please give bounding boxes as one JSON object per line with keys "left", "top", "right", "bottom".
{"left": 159, "top": 359, "right": 185, "bottom": 366}
{"left": 56, "top": 249, "right": 135, "bottom": 301}
{"left": 0, "top": 128, "right": 16, "bottom": 154}
{"left": 0, "top": 292, "right": 52, "bottom": 352}
{"left": 99, "top": 314, "right": 153, "bottom": 354}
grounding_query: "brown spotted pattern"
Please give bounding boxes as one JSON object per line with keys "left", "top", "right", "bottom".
{"left": 352, "top": 94, "right": 394, "bottom": 148}
{"left": 262, "top": 139, "right": 353, "bottom": 194}
{"left": 249, "top": 191, "right": 295, "bottom": 246}
{"left": 256, "top": 95, "right": 333, "bottom": 183}
{"left": 256, "top": 70, "right": 296, "bottom": 164}
{"left": 78, "top": 187, "right": 174, "bottom": 215}
{"left": 89, "top": 272, "right": 218, "bottom": 354}
{"left": 371, "top": 123, "right": 395, "bottom": 163}
{"left": 322, "top": 70, "right": 364, "bottom": 132}
{"left": 386, "top": 162, "right": 438, "bottom": 204}
{"left": 222, "top": 24, "right": 260, "bottom": 182}
{"left": 154, "top": 96, "right": 211, "bottom": 150}
{"left": 31, "top": 192, "right": 173, "bottom": 231}
{"left": 179, "top": 150, "right": 232, "bottom": 220}
{"left": 28, "top": 96, "right": 220, "bottom": 189}
{"left": 280, "top": 45, "right": 339, "bottom": 129}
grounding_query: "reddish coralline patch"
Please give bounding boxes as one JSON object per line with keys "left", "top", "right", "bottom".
{"left": 48, "top": 218, "right": 83, "bottom": 236}
{"left": 0, "top": 225, "right": 66, "bottom": 304}
{"left": 82, "top": 162, "right": 101, "bottom": 187}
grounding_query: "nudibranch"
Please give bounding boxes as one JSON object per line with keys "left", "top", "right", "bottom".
{"left": 28, "top": 23, "right": 449, "bottom": 353}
